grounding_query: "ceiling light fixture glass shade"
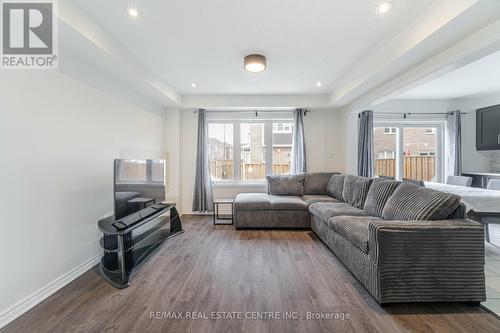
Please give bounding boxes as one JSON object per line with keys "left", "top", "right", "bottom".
{"left": 377, "top": 2, "right": 393, "bottom": 15}
{"left": 128, "top": 7, "right": 141, "bottom": 18}
{"left": 244, "top": 54, "right": 266, "bottom": 73}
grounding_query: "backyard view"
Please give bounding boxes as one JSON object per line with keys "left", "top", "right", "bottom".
{"left": 374, "top": 127, "right": 438, "bottom": 182}
{"left": 208, "top": 122, "right": 293, "bottom": 181}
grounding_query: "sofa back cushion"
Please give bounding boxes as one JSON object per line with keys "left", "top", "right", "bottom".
{"left": 303, "top": 172, "right": 337, "bottom": 195}
{"left": 342, "top": 175, "right": 373, "bottom": 209}
{"left": 363, "top": 179, "right": 401, "bottom": 217}
{"left": 382, "top": 182, "right": 461, "bottom": 220}
{"left": 326, "top": 174, "right": 345, "bottom": 201}
{"left": 267, "top": 174, "right": 304, "bottom": 196}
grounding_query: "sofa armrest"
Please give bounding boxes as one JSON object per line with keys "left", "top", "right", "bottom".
{"left": 368, "top": 219, "right": 484, "bottom": 262}
{"left": 367, "top": 219, "right": 485, "bottom": 303}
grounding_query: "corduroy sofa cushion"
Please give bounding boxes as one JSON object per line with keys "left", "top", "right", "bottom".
{"left": 330, "top": 215, "right": 383, "bottom": 253}
{"left": 308, "top": 202, "right": 368, "bottom": 221}
{"left": 269, "top": 195, "right": 308, "bottom": 211}
{"left": 363, "top": 180, "right": 401, "bottom": 217}
{"left": 303, "top": 172, "right": 336, "bottom": 195}
{"left": 382, "top": 182, "right": 461, "bottom": 220}
{"left": 342, "top": 175, "right": 373, "bottom": 209}
{"left": 301, "top": 195, "right": 339, "bottom": 205}
{"left": 326, "top": 174, "right": 345, "bottom": 201}
{"left": 267, "top": 174, "right": 304, "bottom": 196}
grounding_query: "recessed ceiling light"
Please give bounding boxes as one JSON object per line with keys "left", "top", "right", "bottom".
{"left": 128, "top": 7, "right": 141, "bottom": 18}
{"left": 376, "top": 2, "right": 393, "bottom": 15}
{"left": 244, "top": 54, "right": 266, "bottom": 73}
{"left": 190, "top": 83, "right": 197, "bottom": 88}
{"left": 316, "top": 81, "right": 323, "bottom": 87}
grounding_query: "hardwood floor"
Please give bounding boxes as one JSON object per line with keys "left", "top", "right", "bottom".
{"left": 3, "top": 215, "right": 500, "bottom": 333}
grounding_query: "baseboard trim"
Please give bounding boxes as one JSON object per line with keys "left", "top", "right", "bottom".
{"left": 0, "top": 254, "right": 101, "bottom": 329}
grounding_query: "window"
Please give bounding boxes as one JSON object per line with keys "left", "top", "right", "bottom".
{"left": 272, "top": 122, "right": 294, "bottom": 175}
{"left": 402, "top": 127, "right": 438, "bottom": 181}
{"left": 208, "top": 124, "right": 233, "bottom": 180}
{"left": 384, "top": 127, "right": 397, "bottom": 134}
{"left": 240, "top": 123, "right": 265, "bottom": 180}
{"left": 207, "top": 113, "right": 294, "bottom": 183}
{"left": 374, "top": 128, "right": 397, "bottom": 178}
{"left": 273, "top": 123, "right": 292, "bottom": 133}
{"left": 374, "top": 124, "right": 443, "bottom": 182}
{"left": 377, "top": 151, "right": 395, "bottom": 159}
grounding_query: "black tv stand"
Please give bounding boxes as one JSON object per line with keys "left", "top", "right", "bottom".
{"left": 98, "top": 203, "right": 182, "bottom": 288}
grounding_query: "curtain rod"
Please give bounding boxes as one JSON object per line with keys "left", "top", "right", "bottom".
{"left": 194, "top": 109, "right": 310, "bottom": 115}
{"left": 359, "top": 111, "right": 468, "bottom": 118}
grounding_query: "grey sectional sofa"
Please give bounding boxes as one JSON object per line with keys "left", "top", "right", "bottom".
{"left": 234, "top": 173, "right": 486, "bottom": 305}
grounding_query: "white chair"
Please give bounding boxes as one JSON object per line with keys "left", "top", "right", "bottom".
{"left": 487, "top": 179, "right": 500, "bottom": 191}
{"left": 446, "top": 176, "right": 473, "bottom": 187}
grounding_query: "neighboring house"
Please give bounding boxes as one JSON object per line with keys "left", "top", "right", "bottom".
{"left": 208, "top": 137, "right": 233, "bottom": 160}
{"left": 374, "top": 127, "right": 437, "bottom": 159}
{"left": 240, "top": 131, "right": 293, "bottom": 164}
{"left": 272, "top": 132, "right": 293, "bottom": 164}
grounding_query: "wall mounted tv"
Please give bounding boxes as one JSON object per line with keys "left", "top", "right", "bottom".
{"left": 476, "top": 104, "right": 500, "bottom": 151}
{"left": 114, "top": 159, "right": 166, "bottom": 220}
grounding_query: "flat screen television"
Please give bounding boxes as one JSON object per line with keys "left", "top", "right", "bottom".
{"left": 114, "top": 159, "right": 166, "bottom": 220}
{"left": 476, "top": 104, "right": 500, "bottom": 150}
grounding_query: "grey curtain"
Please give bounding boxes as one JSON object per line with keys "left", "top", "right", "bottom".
{"left": 446, "top": 110, "right": 462, "bottom": 176}
{"left": 192, "top": 109, "right": 213, "bottom": 212}
{"left": 358, "top": 110, "right": 374, "bottom": 177}
{"left": 292, "top": 109, "right": 307, "bottom": 174}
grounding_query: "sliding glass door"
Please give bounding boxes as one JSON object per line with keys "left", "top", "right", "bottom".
{"left": 374, "top": 123, "right": 443, "bottom": 182}
{"left": 401, "top": 127, "right": 438, "bottom": 182}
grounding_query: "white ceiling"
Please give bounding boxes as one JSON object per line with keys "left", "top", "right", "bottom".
{"left": 72, "top": 0, "right": 436, "bottom": 95}
{"left": 396, "top": 50, "right": 500, "bottom": 100}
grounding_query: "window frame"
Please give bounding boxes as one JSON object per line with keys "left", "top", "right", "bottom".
{"left": 374, "top": 121, "right": 445, "bottom": 182}
{"left": 207, "top": 112, "right": 294, "bottom": 186}
{"left": 383, "top": 127, "right": 397, "bottom": 134}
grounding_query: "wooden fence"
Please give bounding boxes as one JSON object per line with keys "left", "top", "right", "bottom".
{"left": 375, "top": 156, "right": 436, "bottom": 181}
{"left": 210, "top": 160, "right": 290, "bottom": 180}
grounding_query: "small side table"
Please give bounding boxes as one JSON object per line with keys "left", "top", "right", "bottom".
{"left": 213, "top": 199, "right": 235, "bottom": 225}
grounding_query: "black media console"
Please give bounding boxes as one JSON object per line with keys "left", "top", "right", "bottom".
{"left": 98, "top": 203, "right": 182, "bottom": 288}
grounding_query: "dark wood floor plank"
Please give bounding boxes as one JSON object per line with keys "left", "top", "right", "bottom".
{"left": 2, "top": 215, "right": 500, "bottom": 333}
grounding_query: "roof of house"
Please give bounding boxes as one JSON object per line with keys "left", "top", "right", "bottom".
{"left": 209, "top": 137, "right": 232, "bottom": 147}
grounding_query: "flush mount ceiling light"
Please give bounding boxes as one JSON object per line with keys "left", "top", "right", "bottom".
{"left": 316, "top": 81, "right": 323, "bottom": 87}
{"left": 127, "top": 7, "right": 141, "bottom": 18}
{"left": 190, "top": 83, "right": 197, "bottom": 88}
{"left": 244, "top": 54, "right": 266, "bottom": 73}
{"left": 376, "top": 2, "right": 393, "bottom": 15}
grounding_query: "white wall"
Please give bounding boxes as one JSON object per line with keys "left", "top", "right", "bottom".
{"left": 176, "top": 109, "right": 345, "bottom": 213}
{"left": 305, "top": 110, "right": 345, "bottom": 173}
{"left": 165, "top": 109, "right": 181, "bottom": 205}
{"left": 449, "top": 91, "right": 500, "bottom": 172}
{"left": 0, "top": 70, "right": 166, "bottom": 327}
